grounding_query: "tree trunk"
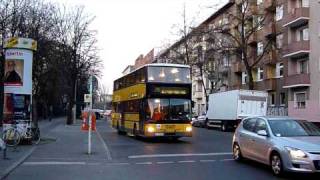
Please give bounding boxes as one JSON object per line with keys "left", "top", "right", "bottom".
{"left": 66, "top": 80, "right": 76, "bottom": 125}
{"left": 0, "top": 52, "right": 4, "bottom": 125}
{"left": 32, "top": 97, "right": 39, "bottom": 128}
{"left": 247, "top": 67, "right": 254, "bottom": 90}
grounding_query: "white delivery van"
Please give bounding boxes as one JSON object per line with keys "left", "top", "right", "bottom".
{"left": 206, "top": 90, "right": 268, "bottom": 131}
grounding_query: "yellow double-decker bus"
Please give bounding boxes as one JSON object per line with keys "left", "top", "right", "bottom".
{"left": 112, "top": 64, "right": 192, "bottom": 139}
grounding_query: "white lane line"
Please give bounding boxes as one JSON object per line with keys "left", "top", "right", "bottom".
{"left": 220, "top": 159, "right": 234, "bottom": 162}
{"left": 156, "top": 161, "right": 174, "bottom": 164}
{"left": 136, "top": 162, "right": 153, "bottom": 165}
{"left": 96, "top": 127, "right": 113, "bottom": 160}
{"left": 178, "top": 160, "right": 196, "bottom": 163}
{"left": 128, "top": 152, "right": 232, "bottom": 159}
{"left": 23, "top": 161, "right": 86, "bottom": 166}
{"left": 200, "top": 160, "right": 216, "bottom": 163}
{"left": 87, "top": 162, "right": 101, "bottom": 166}
{"left": 111, "top": 163, "right": 130, "bottom": 166}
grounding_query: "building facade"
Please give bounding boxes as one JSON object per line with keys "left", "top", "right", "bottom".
{"left": 134, "top": 0, "right": 319, "bottom": 123}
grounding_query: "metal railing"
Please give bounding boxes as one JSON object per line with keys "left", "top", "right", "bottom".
{"left": 267, "top": 106, "right": 288, "bottom": 116}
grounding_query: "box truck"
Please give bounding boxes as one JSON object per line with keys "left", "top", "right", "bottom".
{"left": 206, "top": 90, "right": 268, "bottom": 131}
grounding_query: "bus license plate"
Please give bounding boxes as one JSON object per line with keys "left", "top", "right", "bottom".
{"left": 165, "top": 125, "right": 176, "bottom": 132}
{"left": 155, "top": 133, "right": 164, "bottom": 136}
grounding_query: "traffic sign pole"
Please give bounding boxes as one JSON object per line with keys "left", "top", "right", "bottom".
{"left": 88, "top": 75, "right": 93, "bottom": 155}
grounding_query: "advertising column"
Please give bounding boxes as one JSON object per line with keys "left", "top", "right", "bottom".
{"left": 3, "top": 38, "right": 37, "bottom": 126}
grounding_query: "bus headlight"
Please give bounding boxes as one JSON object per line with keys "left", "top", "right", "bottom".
{"left": 147, "top": 126, "right": 155, "bottom": 133}
{"left": 186, "top": 126, "right": 192, "bottom": 132}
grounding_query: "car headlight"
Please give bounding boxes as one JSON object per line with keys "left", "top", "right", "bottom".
{"left": 186, "top": 126, "right": 192, "bottom": 132}
{"left": 285, "top": 147, "right": 308, "bottom": 159}
{"left": 147, "top": 126, "right": 155, "bottom": 133}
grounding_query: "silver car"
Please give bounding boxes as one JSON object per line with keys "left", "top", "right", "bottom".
{"left": 232, "top": 117, "right": 320, "bottom": 176}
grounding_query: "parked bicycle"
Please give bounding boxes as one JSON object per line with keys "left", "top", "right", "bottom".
{"left": 2, "top": 120, "right": 40, "bottom": 147}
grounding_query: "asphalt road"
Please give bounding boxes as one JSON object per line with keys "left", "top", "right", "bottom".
{"left": 5, "top": 119, "right": 320, "bottom": 180}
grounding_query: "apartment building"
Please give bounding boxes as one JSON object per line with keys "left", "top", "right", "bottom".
{"left": 155, "top": 0, "right": 320, "bottom": 123}
{"left": 282, "top": 0, "right": 320, "bottom": 123}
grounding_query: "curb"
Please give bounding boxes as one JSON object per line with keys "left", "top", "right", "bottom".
{"left": 0, "top": 146, "right": 36, "bottom": 180}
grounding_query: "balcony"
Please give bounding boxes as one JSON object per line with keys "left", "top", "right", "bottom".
{"left": 264, "top": 50, "right": 277, "bottom": 65}
{"left": 283, "top": 41, "right": 310, "bottom": 58}
{"left": 231, "top": 62, "right": 242, "bottom": 73}
{"left": 193, "top": 91, "right": 203, "bottom": 99}
{"left": 263, "top": 22, "right": 279, "bottom": 38}
{"left": 263, "top": 78, "right": 277, "bottom": 91}
{"left": 252, "top": 78, "right": 276, "bottom": 91}
{"left": 283, "top": 8, "right": 309, "bottom": 28}
{"left": 283, "top": 73, "right": 310, "bottom": 88}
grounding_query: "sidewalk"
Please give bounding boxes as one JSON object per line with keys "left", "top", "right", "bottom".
{"left": 0, "top": 117, "right": 64, "bottom": 180}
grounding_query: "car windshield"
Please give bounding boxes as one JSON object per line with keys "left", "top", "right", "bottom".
{"left": 146, "top": 98, "right": 191, "bottom": 121}
{"left": 269, "top": 120, "right": 320, "bottom": 137}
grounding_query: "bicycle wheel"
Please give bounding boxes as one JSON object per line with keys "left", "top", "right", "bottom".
{"left": 31, "top": 127, "right": 41, "bottom": 145}
{"left": 3, "top": 128, "right": 21, "bottom": 147}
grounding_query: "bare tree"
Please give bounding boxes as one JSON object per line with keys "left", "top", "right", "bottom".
{"left": 210, "top": 0, "right": 276, "bottom": 90}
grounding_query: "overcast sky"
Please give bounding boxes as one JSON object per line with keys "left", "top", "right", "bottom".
{"left": 53, "top": 0, "right": 227, "bottom": 93}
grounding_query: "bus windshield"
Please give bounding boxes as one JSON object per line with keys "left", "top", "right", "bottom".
{"left": 147, "top": 66, "right": 191, "bottom": 83}
{"left": 146, "top": 98, "right": 191, "bottom": 121}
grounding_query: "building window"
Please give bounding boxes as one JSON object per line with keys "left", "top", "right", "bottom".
{"left": 257, "top": 42, "right": 264, "bottom": 56}
{"left": 257, "top": 0, "right": 263, "bottom": 5}
{"left": 294, "top": 92, "right": 306, "bottom": 109}
{"left": 269, "top": 92, "right": 276, "bottom": 106}
{"left": 242, "top": 72, "right": 247, "bottom": 85}
{"left": 223, "top": 56, "right": 230, "bottom": 67}
{"left": 197, "top": 82, "right": 202, "bottom": 92}
{"left": 296, "top": 28, "right": 309, "bottom": 42}
{"left": 276, "top": 5, "right": 284, "bottom": 21}
{"left": 241, "top": 1, "right": 248, "bottom": 13}
{"left": 257, "top": 67, "right": 264, "bottom": 81}
{"left": 280, "top": 93, "right": 286, "bottom": 106}
{"left": 253, "top": 16, "right": 263, "bottom": 30}
{"left": 276, "top": 63, "right": 284, "bottom": 78}
{"left": 302, "top": 0, "right": 309, "bottom": 8}
{"left": 276, "top": 34, "right": 283, "bottom": 49}
{"left": 297, "top": 60, "right": 308, "bottom": 74}
{"left": 303, "top": 28, "right": 309, "bottom": 41}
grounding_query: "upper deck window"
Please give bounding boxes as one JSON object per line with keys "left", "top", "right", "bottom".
{"left": 147, "top": 66, "right": 191, "bottom": 84}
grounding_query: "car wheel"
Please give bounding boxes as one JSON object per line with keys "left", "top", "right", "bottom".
{"left": 233, "top": 143, "right": 243, "bottom": 161}
{"left": 270, "top": 153, "right": 284, "bottom": 176}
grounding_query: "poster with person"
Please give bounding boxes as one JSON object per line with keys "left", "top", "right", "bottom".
{"left": 4, "top": 59, "right": 24, "bottom": 86}
{"left": 4, "top": 49, "right": 33, "bottom": 94}
{"left": 3, "top": 94, "right": 31, "bottom": 123}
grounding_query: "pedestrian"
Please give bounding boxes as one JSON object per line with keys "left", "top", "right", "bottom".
{"left": 49, "top": 105, "right": 53, "bottom": 122}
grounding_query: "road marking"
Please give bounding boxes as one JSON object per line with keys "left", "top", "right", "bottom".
{"left": 178, "top": 160, "right": 196, "bottom": 163}
{"left": 220, "top": 159, "right": 234, "bottom": 162}
{"left": 96, "top": 127, "right": 113, "bottom": 160}
{"left": 200, "top": 159, "right": 216, "bottom": 163}
{"left": 87, "top": 162, "right": 101, "bottom": 166}
{"left": 23, "top": 161, "right": 86, "bottom": 166}
{"left": 128, "top": 152, "right": 232, "bottom": 159}
{"left": 156, "top": 161, "right": 174, "bottom": 164}
{"left": 111, "top": 163, "right": 130, "bottom": 166}
{"left": 136, "top": 162, "right": 153, "bottom": 165}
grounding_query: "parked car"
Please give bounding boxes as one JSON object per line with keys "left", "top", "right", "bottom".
{"left": 232, "top": 117, "right": 320, "bottom": 176}
{"left": 191, "top": 114, "right": 207, "bottom": 127}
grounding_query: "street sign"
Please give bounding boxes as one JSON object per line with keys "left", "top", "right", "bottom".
{"left": 84, "top": 94, "right": 92, "bottom": 103}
